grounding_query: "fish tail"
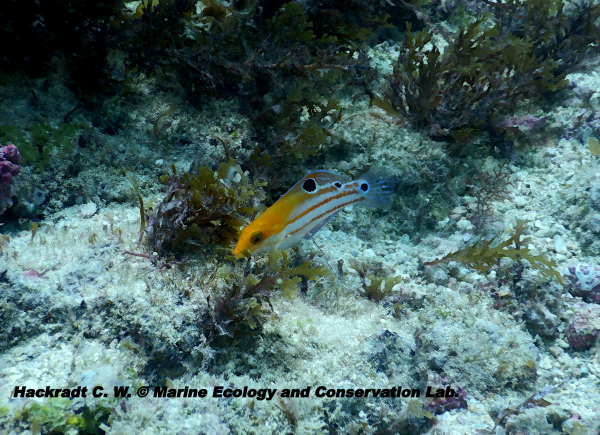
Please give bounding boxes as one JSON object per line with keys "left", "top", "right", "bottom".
{"left": 358, "top": 167, "right": 394, "bottom": 209}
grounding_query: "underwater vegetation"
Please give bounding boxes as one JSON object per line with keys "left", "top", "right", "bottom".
{"left": 146, "top": 158, "right": 266, "bottom": 255}
{"left": 142, "top": 158, "right": 331, "bottom": 346}
{"left": 1, "top": 0, "right": 395, "bottom": 167}
{"left": 1, "top": 0, "right": 599, "bottom": 176}
{"left": 466, "top": 160, "right": 518, "bottom": 230}
{"left": 7, "top": 399, "right": 112, "bottom": 435}
{"left": 385, "top": 0, "right": 600, "bottom": 150}
{"left": 425, "top": 219, "right": 563, "bottom": 285}
{"left": 200, "top": 248, "right": 328, "bottom": 348}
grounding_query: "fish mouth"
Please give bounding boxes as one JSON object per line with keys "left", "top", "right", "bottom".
{"left": 232, "top": 246, "right": 245, "bottom": 259}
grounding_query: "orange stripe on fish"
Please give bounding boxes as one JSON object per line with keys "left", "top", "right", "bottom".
{"left": 286, "top": 187, "right": 360, "bottom": 227}
{"left": 232, "top": 168, "right": 394, "bottom": 258}
{"left": 288, "top": 197, "right": 365, "bottom": 236}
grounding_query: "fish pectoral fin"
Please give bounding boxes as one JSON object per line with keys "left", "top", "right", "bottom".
{"left": 303, "top": 211, "right": 341, "bottom": 240}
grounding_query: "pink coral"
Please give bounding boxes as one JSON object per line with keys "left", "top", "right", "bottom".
{"left": 0, "top": 143, "right": 22, "bottom": 215}
{"left": 425, "top": 374, "right": 468, "bottom": 415}
{"left": 501, "top": 115, "right": 549, "bottom": 131}
{"left": 565, "top": 302, "right": 600, "bottom": 350}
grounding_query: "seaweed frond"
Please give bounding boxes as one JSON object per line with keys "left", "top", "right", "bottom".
{"left": 387, "top": 0, "right": 600, "bottom": 145}
{"left": 128, "top": 175, "right": 146, "bottom": 245}
{"left": 487, "top": 379, "right": 569, "bottom": 434}
{"left": 203, "top": 249, "right": 329, "bottom": 346}
{"left": 364, "top": 275, "right": 403, "bottom": 301}
{"left": 147, "top": 158, "right": 266, "bottom": 256}
{"left": 424, "top": 220, "right": 562, "bottom": 285}
{"left": 349, "top": 259, "right": 402, "bottom": 301}
{"left": 467, "top": 160, "right": 519, "bottom": 230}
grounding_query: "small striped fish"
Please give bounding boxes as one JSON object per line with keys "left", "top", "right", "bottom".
{"left": 233, "top": 168, "right": 394, "bottom": 258}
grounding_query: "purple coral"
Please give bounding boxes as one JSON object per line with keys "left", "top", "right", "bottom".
{"left": 500, "top": 115, "right": 549, "bottom": 131}
{"left": 563, "top": 264, "right": 600, "bottom": 304}
{"left": 0, "top": 143, "right": 22, "bottom": 215}
{"left": 425, "top": 375, "right": 468, "bottom": 415}
{"left": 565, "top": 302, "right": 600, "bottom": 350}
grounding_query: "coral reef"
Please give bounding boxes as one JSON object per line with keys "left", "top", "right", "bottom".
{"left": 0, "top": 143, "right": 21, "bottom": 215}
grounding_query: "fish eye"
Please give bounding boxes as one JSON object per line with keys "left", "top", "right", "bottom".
{"left": 250, "top": 231, "right": 264, "bottom": 245}
{"left": 334, "top": 181, "right": 342, "bottom": 188}
{"left": 360, "top": 182, "right": 369, "bottom": 192}
{"left": 302, "top": 178, "right": 317, "bottom": 193}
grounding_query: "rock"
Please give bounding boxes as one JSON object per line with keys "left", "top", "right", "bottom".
{"left": 565, "top": 302, "right": 600, "bottom": 350}
{"left": 80, "top": 202, "right": 98, "bottom": 218}
{"left": 549, "top": 346, "right": 563, "bottom": 358}
{"left": 554, "top": 235, "right": 567, "bottom": 254}
{"left": 563, "top": 264, "right": 600, "bottom": 303}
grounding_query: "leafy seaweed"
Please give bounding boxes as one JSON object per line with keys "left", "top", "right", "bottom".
{"left": 349, "top": 259, "right": 403, "bottom": 301}
{"left": 203, "top": 249, "right": 329, "bottom": 345}
{"left": 11, "top": 399, "right": 111, "bottom": 435}
{"left": 386, "top": 0, "right": 600, "bottom": 146}
{"left": 364, "top": 274, "right": 403, "bottom": 301}
{"left": 485, "top": 0, "right": 600, "bottom": 80}
{"left": 425, "top": 220, "right": 562, "bottom": 285}
{"left": 146, "top": 159, "right": 266, "bottom": 255}
{"left": 129, "top": 176, "right": 146, "bottom": 245}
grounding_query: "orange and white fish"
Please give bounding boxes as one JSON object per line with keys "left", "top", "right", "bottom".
{"left": 232, "top": 168, "right": 394, "bottom": 258}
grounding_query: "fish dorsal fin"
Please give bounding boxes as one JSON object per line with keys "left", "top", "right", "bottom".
{"left": 284, "top": 171, "right": 348, "bottom": 197}
{"left": 308, "top": 171, "right": 348, "bottom": 186}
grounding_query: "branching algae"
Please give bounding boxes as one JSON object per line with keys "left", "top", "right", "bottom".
{"left": 203, "top": 249, "right": 328, "bottom": 345}
{"left": 425, "top": 220, "right": 562, "bottom": 285}
{"left": 146, "top": 159, "right": 266, "bottom": 255}
{"left": 387, "top": 0, "right": 600, "bottom": 143}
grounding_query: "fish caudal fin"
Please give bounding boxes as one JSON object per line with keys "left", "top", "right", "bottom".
{"left": 357, "top": 167, "right": 394, "bottom": 209}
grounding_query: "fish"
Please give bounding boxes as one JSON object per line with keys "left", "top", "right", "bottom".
{"left": 232, "top": 168, "right": 394, "bottom": 258}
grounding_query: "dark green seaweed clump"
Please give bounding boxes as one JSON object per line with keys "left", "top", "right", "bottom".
{"left": 386, "top": 0, "right": 600, "bottom": 147}
{"left": 146, "top": 158, "right": 266, "bottom": 255}
{"left": 170, "top": 0, "right": 389, "bottom": 163}
{"left": 1, "top": 0, "right": 398, "bottom": 163}
{"left": 202, "top": 249, "right": 328, "bottom": 348}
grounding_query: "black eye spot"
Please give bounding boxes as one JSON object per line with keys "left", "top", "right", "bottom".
{"left": 360, "top": 182, "right": 369, "bottom": 192}
{"left": 250, "top": 231, "right": 263, "bottom": 245}
{"left": 334, "top": 181, "right": 342, "bottom": 188}
{"left": 303, "top": 178, "right": 317, "bottom": 192}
